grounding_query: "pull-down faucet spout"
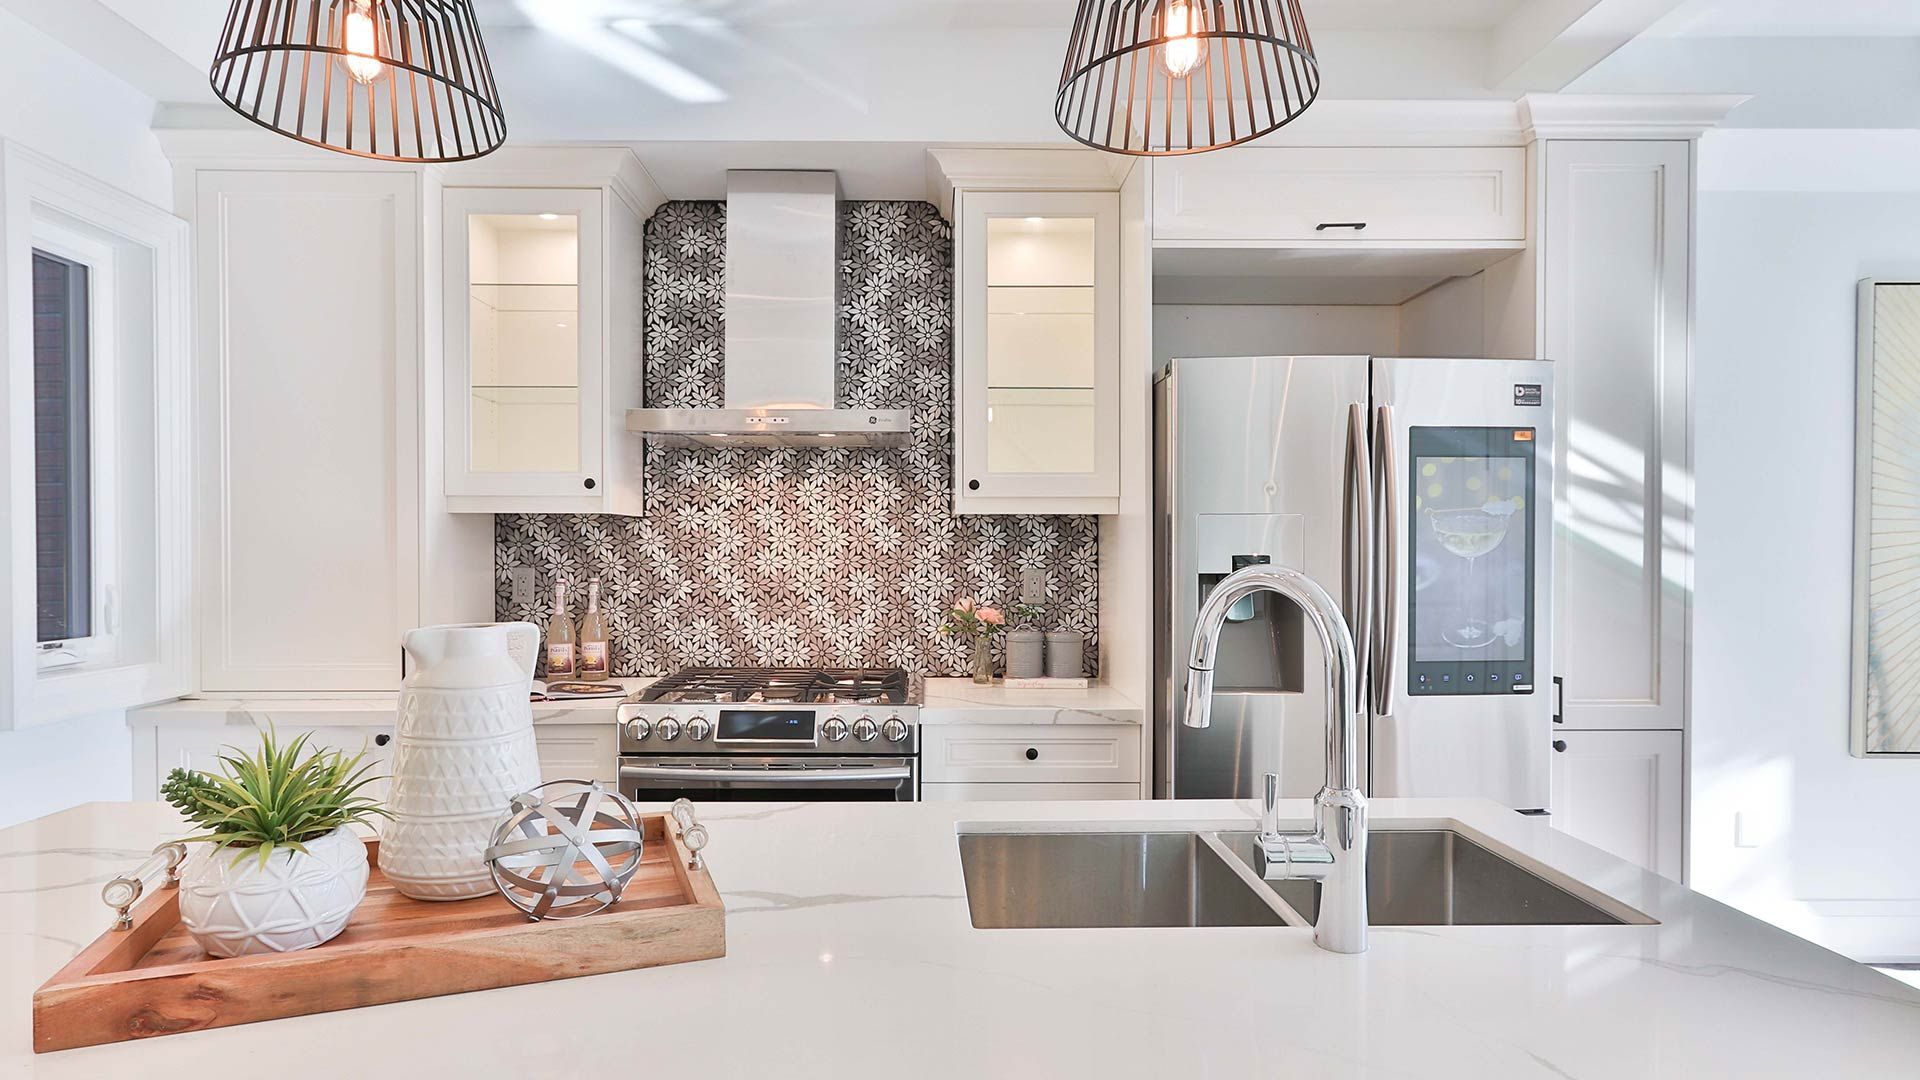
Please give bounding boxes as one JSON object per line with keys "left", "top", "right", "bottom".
{"left": 1183, "top": 564, "right": 1369, "bottom": 954}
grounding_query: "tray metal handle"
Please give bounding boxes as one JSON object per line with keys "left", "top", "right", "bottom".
{"left": 102, "top": 842, "right": 188, "bottom": 931}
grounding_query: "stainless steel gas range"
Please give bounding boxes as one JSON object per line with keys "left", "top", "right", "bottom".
{"left": 616, "top": 668, "right": 920, "bottom": 802}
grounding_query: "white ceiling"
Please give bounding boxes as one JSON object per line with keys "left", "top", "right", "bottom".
{"left": 1647, "top": 0, "right": 1920, "bottom": 38}
{"left": 92, "top": 0, "right": 1540, "bottom": 77}
{"left": 467, "top": 0, "right": 1530, "bottom": 33}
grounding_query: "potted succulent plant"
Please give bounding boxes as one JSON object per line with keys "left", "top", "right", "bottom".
{"left": 940, "top": 597, "right": 1005, "bottom": 684}
{"left": 161, "top": 729, "right": 388, "bottom": 958}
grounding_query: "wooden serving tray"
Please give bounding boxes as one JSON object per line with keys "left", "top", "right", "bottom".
{"left": 33, "top": 813, "right": 723, "bottom": 1052}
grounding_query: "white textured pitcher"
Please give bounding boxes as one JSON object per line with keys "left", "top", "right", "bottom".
{"left": 379, "top": 622, "right": 542, "bottom": 901}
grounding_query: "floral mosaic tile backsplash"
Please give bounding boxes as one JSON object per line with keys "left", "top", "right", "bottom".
{"left": 495, "top": 201, "right": 1100, "bottom": 678}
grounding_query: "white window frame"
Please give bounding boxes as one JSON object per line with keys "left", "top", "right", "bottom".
{"left": 27, "top": 224, "right": 119, "bottom": 673}
{"left": 2, "top": 140, "right": 192, "bottom": 729}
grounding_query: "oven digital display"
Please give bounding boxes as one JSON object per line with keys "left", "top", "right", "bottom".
{"left": 717, "top": 710, "right": 817, "bottom": 743}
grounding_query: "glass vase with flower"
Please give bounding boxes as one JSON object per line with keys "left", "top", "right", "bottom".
{"left": 940, "top": 597, "right": 1005, "bottom": 684}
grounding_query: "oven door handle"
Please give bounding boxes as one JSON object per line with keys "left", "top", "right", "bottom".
{"left": 619, "top": 764, "right": 915, "bottom": 783}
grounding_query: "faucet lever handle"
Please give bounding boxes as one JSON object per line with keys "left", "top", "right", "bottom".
{"left": 1261, "top": 772, "right": 1279, "bottom": 838}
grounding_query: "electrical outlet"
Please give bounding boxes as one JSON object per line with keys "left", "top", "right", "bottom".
{"left": 1019, "top": 566, "right": 1047, "bottom": 604}
{"left": 509, "top": 566, "right": 537, "bottom": 609}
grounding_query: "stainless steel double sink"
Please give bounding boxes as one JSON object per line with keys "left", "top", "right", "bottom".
{"left": 958, "top": 828, "right": 1645, "bottom": 929}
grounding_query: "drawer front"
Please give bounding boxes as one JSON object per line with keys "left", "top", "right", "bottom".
{"left": 1154, "top": 147, "right": 1526, "bottom": 242}
{"left": 533, "top": 724, "right": 618, "bottom": 784}
{"left": 922, "top": 724, "right": 1141, "bottom": 784}
{"left": 921, "top": 782, "right": 1140, "bottom": 802}
{"left": 156, "top": 723, "right": 396, "bottom": 802}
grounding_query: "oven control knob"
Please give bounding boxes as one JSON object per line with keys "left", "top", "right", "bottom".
{"left": 822, "top": 717, "right": 849, "bottom": 742}
{"left": 852, "top": 717, "right": 879, "bottom": 743}
{"left": 686, "top": 716, "right": 712, "bottom": 742}
{"left": 623, "top": 717, "right": 652, "bottom": 742}
{"left": 657, "top": 717, "right": 682, "bottom": 742}
{"left": 881, "top": 717, "right": 910, "bottom": 744}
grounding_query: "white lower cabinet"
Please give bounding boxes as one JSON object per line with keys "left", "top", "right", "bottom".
{"left": 921, "top": 724, "right": 1142, "bottom": 798}
{"left": 150, "top": 723, "right": 398, "bottom": 804}
{"left": 1549, "top": 729, "right": 1683, "bottom": 880}
{"left": 531, "top": 724, "right": 618, "bottom": 785}
{"left": 921, "top": 782, "right": 1139, "bottom": 802}
{"left": 139, "top": 720, "right": 616, "bottom": 801}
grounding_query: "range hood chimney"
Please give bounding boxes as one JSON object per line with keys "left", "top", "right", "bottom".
{"left": 626, "top": 170, "right": 913, "bottom": 448}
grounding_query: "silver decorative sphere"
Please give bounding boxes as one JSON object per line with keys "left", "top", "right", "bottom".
{"left": 482, "top": 781, "right": 645, "bottom": 920}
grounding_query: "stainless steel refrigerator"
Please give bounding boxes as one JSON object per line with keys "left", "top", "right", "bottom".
{"left": 1154, "top": 355, "right": 1554, "bottom": 810}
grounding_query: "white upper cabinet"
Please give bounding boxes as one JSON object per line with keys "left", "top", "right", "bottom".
{"left": 442, "top": 186, "right": 643, "bottom": 515}
{"left": 1153, "top": 146, "right": 1526, "bottom": 243}
{"left": 956, "top": 190, "right": 1121, "bottom": 513}
{"left": 196, "top": 170, "right": 426, "bottom": 692}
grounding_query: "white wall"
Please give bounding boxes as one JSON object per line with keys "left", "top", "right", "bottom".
{"left": 1691, "top": 129, "right": 1920, "bottom": 962}
{"left": 0, "top": 7, "right": 170, "bottom": 822}
{"left": 1153, "top": 305, "right": 1402, "bottom": 366}
{"left": 0, "top": 8, "right": 170, "bottom": 208}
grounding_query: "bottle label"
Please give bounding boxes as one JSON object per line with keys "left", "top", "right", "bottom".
{"left": 546, "top": 642, "right": 576, "bottom": 677}
{"left": 579, "top": 641, "right": 609, "bottom": 675}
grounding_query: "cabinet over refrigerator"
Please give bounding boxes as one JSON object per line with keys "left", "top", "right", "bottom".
{"left": 1154, "top": 355, "right": 1554, "bottom": 810}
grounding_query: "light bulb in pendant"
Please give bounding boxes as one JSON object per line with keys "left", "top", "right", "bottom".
{"left": 341, "top": 2, "right": 385, "bottom": 84}
{"left": 1160, "top": 0, "right": 1203, "bottom": 79}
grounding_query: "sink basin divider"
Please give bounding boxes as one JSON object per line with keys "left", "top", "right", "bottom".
{"left": 1197, "top": 831, "right": 1312, "bottom": 930}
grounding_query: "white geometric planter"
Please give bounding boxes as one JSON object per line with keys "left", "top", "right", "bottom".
{"left": 379, "top": 622, "right": 542, "bottom": 901}
{"left": 177, "top": 826, "right": 369, "bottom": 958}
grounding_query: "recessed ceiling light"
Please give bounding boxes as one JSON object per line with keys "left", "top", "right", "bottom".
{"left": 539, "top": 213, "right": 560, "bottom": 221}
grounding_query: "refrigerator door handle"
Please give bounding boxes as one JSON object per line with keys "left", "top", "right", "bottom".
{"left": 1343, "top": 403, "right": 1373, "bottom": 704}
{"left": 1372, "top": 404, "right": 1399, "bottom": 716}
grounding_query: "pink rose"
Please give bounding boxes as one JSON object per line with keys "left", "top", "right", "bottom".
{"left": 954, "top": 597, "right": 975, "bottom": 613}
{"left": 978, "top": 607, "right": 1004, "bottom": 625}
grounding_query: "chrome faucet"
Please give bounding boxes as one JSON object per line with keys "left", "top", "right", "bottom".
{"left": 1183, "top": 564, "right": 1369, "bottom": 954}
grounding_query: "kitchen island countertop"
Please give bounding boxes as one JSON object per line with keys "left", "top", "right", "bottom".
{"left": 4, "top": 797, "right": 1917, "bottom": 1078}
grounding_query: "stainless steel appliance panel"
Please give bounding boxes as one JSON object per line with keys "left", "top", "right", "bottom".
{"left": 619, "top": 755, "right": 917, "bottom": 802}
{"left": 1156, "top": 355, "right": 1372, "bottom": 799}
{"left": 1371, "top": 357, "right": 1554, "bottom": 808}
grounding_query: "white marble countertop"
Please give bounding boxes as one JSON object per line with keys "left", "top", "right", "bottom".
{"left": 128, "top": 677, "right": 1141, "bottom": 729}
{"left": 6, "top": 797, "right": 1917, "bottom": 1077}
{"left": 126, "top": 678, "right": 655, "bottom": 728}
{"left": 918, "top": 677, "right": 1142, "bottom": 725}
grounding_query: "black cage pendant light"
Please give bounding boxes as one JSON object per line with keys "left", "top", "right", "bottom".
{"left": 1056, "top": 0, "right": 1319, "bottom": 156}
{"left": 210, "top": 0, "right": 506, "bottom": 163}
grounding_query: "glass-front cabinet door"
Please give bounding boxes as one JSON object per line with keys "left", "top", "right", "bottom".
{"left": 444, "top": 187, "right": 604, "bottom": 502}
{"left": 957, "top": 190, "right": 1119, "bottom": 512}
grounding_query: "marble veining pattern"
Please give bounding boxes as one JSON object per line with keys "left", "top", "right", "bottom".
{"left": 4, "top": 798, "right": 1919, "bottom": 1077}
{"left": 496, "top": 201, "right": 1099, "bottom": 678}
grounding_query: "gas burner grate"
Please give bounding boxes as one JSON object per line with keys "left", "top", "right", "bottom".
{"left": 640, "top": 667, "right": 909, "bottom": 705}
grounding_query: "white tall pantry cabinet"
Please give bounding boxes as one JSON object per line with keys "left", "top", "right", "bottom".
{"left": 190, "top": 166, "right": 486, "bottom": 692}
{"left": 1496, "top": 103, "right": 1733, "bottom": 882}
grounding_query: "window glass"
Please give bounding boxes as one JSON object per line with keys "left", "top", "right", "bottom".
{"left": 31, "top": 250, "right": 91, "bottom": 644}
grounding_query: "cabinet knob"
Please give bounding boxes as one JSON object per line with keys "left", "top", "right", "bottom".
{"left": 1552, "top": 739, "right": 1567, "bottom": 753}
{"left": 583, "top": 478, "right": 597, "bottom": 490}
{"left": 375, "top": 733, "right": 391, "bottom": 747}
{"left": 1025, "top": 747, "right": 1039, "bottom": 761}
{"left": 968, "top": 479, "right": 980, "bottom": 491}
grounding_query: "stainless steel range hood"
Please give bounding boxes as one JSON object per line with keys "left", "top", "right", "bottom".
{"left": 626, "top": 170, "right": 913, "bottom": 448}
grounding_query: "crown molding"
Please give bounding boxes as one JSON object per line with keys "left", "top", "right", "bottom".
{"left": 438, "top": 146, "right": 666, "bottom": 218}
{"left": 1257, "top": 99, "right": 1527, "bottom": 148}
{"left": 924, "top": 146, "right": 1133, "bottom": 218}
{"left": 1520, "top": 94, "right": 1752, "bottom": 142}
